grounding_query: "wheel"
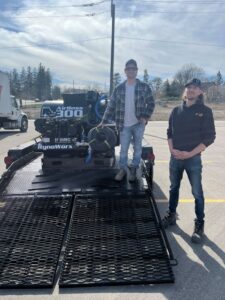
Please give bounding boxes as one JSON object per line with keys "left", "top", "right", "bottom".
{"left": 20, "top": 117, "right": 28, "bottom": 132}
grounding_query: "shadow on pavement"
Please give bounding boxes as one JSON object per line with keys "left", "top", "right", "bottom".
{"left": 0, "top": 131, "right": 20, "bottom": 141}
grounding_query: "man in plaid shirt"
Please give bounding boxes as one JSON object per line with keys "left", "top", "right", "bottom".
{"left": 100, "top": 59, "right": 155, "bottom": 182}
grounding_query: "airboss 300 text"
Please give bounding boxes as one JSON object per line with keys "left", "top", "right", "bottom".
{"left": 42, "top": 106, "right": 84, "bottom": 118}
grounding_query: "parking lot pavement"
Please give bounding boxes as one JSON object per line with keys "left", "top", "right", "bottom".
{"left": 0, "top": 121, "right": 225, "bottom": 299}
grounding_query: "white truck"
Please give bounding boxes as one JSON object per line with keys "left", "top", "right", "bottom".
{"left": 0, "top": 71, "right": 28, "bottom": 132}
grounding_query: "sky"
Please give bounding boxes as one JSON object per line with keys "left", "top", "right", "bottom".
{"left": 0, "top": 0, "right": 224, "bottom": 90}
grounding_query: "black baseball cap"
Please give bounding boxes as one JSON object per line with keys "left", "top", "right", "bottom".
{"left": 125, "top": 59, "right": 138, "bottom": 68}
{"left": 185, "top": 78, "right": 202, "bottom": 88}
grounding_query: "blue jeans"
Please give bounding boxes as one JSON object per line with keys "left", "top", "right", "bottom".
{"left": 169, "top": 155, "right": 205, "bottom": 222}
{"left": 119, "top": 122, "right": 145, "bottom": 169}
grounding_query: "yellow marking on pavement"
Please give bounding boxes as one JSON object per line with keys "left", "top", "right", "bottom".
{"left": 155, "top": 160, "right": 215, "bottom": 164}
{"left": 180, "top": 199, "right": 225, "bottom": 203}
{"left": 156, "top": 199, "right": 225, "bottom": 203}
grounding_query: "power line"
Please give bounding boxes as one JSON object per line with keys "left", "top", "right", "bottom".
{"left": 116, "top": 9, "right": 225, "bottom": 14}
{"left": 2, "top": 0, "right": 109, "bottom": 10}
{"left": 4, "top": 8, "right": 225, "bottom": 20}
{"left": 0, "top": 37, "right": 110, "bottom": 50}
{"left": 7, "top": 11, "right": 107, "bottom": 19}
{"left": 0, "top": 36, "right": 224, "bottom": 50}
{"left": 118, "top": 7, "right": 225, "bottom": 14}
{"left": 116, "top": 0, "right": 225, "bottom": 3}
{"left": 116, "top": 36, "right": 225, "bottom": 48}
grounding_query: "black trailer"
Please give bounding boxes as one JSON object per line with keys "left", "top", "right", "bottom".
{"left": 0, "top": 92, "right": 176, "bottom": 289}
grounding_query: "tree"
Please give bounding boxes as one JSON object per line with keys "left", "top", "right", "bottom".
{"left": 175, "top": 63, "right": 205, "bottom": 87}
{"left": 25, "top": 66, "right": 33, "bottom": 99}
{"left": 20, "top": 67, "right": 27, "bottom": 99}
{"left": 150, "top": 77, "right": 162, "bottom": 98}
{"left": 170, "top": 79, "right": 182, "bottom": 98}
{"left": 36, "top": 63, "right": 52, "bottom": 100}
{"left": 36, "top": 63, "right": 46, "bottom": 100}
{"left": 162, "top": 79, "right": 171, "bottom": 98}
{"left": 10, "top": 69, "right": 21, "bottom": 97}
{"left": 8, "top": 64, "right": 53, "bottom": 100}
{"left": 45, "top": 68, "right": 52, "bottom": 99}
{"left": 52, "top": 85, "right": 61, "bottom": 99}
{"left": 216, "top": 71, "right": 223, "bottom": 86}
{"left": 32, "top": 67, "right": 38, "bottom": 98}
{"left": 143, "top": 69, "right": 149, "bottom": 84}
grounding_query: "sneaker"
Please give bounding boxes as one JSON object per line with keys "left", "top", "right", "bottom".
{"left": 161, "top": 211, "right": 176, "bottom": 228}
{"left": 114, "top": 169, "right": 126, "bottom": 181}
{"left": 191, "top": 219, "right": 204, "bottom": 244}
{"left": 129, "top": 167, "right": 137, "bottom": 182}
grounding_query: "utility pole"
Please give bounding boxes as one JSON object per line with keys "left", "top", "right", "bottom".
{"left": 109, "top": 0, "right": 115, "bottom": 96}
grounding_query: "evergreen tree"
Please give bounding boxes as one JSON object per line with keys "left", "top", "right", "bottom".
{"left": 36, "top": 63, "right": 52, "bottom": 100}
{"left": 170, "top": 79, "right": 182, "bottom": 98}
{"left": 216, "top": 71, "right": 223, "bottom": 86}
{"left": 8, "top": 64, "right": 53, "bottom": 99}
{"left": 52, "top": 85, "right": 61, "bottom": 99}
{"left": 162, "top": 79, "right": 171, "bottom": 97}
{"left": 45, "top": 68, "right": 52, "bottom": 99}
{"left": 26, "top": 66, "right": 33, "bottom": 99}
{"left": 32, "top": 67, "right": 38, "bottom": 98}
{"left": 36, "top": 63, "right": 46, "bottom": 100}
{"left": 10, "top": 69, "right": 21, "bottom": 97}
{"left": 20, "top": 67, "right": 27, "bottom": 99}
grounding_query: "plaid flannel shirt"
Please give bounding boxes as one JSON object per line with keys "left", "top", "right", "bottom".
{"left": 102, "top": 79, "right": 155, "bottom": 131}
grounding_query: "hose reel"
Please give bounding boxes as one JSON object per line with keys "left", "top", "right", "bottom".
{"left": 88, "top": 126, "right": 117, "bottom": 153}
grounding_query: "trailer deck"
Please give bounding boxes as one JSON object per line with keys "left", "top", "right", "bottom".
{"left": 0, "top": 154, "right": 176, "bottom": 289}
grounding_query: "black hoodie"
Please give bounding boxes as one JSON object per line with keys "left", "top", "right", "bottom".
{"left": 167, "top": 102, "right": 216, "bottom": 151}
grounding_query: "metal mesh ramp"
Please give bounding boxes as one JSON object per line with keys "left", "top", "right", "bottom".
{"left": 59, "top": 193, "right": 174, "bottom": 287}
{"left": 0, "top": 195, "right": 72, "bottom": 288}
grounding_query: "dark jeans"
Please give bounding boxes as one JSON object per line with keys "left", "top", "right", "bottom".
{"left": 169, "top": 154, "right": 205, "bottom": 222}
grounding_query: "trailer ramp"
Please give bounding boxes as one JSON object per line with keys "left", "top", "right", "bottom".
{"left": 0, "top": 190, "right": 175, "bottom": 288}
{"left": 0, "top": 195, "right": 72, "bottom": 288}
{"left": 59, "top": 192, "right": 175, "bottom": 287}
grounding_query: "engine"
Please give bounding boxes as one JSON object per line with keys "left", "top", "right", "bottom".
{"left": 34, "top": 91, "right": 118, "bottom": 171}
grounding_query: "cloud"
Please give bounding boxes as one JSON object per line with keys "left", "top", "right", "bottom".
{"left": 0, "top": 0, "right": 224, "bottom": 89}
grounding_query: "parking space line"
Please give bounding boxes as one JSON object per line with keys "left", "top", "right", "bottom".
{"left": 155, "top": 160, "right": 215, "bottom": 163}
{"left": 156, "top": 199, "right": 225, "bottom": 203}
{"left": 180, "top": 199, "right": 225, "bottom": 203}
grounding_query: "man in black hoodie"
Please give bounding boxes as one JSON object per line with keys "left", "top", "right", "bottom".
{"left": 162, "top": 78, "right": 216, "bottom": 243}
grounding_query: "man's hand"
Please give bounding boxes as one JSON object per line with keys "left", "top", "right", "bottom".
{"left": 97, "top": 122, "right": 105, "bottom": 128}
{"left": 171, "top": 149, "right": 182, "bottom": 158}
{"left": 179, "top": 151, "right": 193, "bottom": 160}
{"left": 139, "top": 117, "right": 148, "bottom": 125}
{"left": 171, "top": 149, "right": 192, "bottom": 160}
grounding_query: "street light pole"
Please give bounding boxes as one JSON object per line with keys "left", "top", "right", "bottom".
{"left": 109, "top": 0, "right": 115, "bottom": 96}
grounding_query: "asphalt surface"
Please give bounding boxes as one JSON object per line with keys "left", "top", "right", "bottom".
{"left": 0, "top": 120, "right": 40, "bottom": 176}
{"left": 0, "top": 121, "right": 225, "bottom": 300}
